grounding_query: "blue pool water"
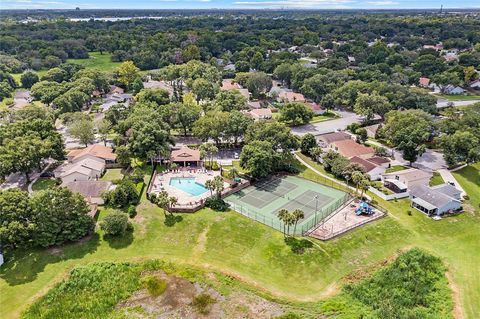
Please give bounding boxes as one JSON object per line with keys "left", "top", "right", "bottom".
{"left": 169, "top": 177, "right": 209, "bottom": 196}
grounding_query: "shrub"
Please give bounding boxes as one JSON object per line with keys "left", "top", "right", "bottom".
{"left": 127, "top": 205, "right": 137, "bottom": 218}
{"left": 204, "top": 197, "right": 229, "bottom": 211}
{"left": 140, "top": 275, "right": 167, "bottom": 296}
{"left": 103, "top": 179, "right": 139, "bottom": 208}
{"left": 100, "top": 212, "right": 133, "bottom": 236}
{"left": 205, "top": 161, "right": 219, "bottom": 170}
{"left": 192, "top": 293, "right": 216, "bottom": 315}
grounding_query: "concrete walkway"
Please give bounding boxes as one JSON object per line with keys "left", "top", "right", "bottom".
{"left": 294, "top": 153, "right": 366, "bottom": 198}
{"left": 437, "top": 168, "right": 467, "bottom": 198}
{"left": 27, "top": 162, "right": 52, "bottom": 194}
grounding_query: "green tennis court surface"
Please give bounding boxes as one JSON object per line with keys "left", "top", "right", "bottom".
{"left": 225, "top": 175, "right": 351, "bottom": 235}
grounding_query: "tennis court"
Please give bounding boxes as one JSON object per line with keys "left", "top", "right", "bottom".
{"left": 225, "top": 175, "right": 351, "bottom": 235}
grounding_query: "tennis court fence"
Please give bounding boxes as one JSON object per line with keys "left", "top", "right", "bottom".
{"left": 225, "top": 192, "right": 352, "bottom": 236}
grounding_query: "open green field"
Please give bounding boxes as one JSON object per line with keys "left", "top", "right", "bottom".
{"left": 10, "top": 52, "right": 119, "bottom": 87}
{"left": 436, "top": 94, "right": 480, "bottom": 101}
{"left": 0, "top": 162, "right": 479, "bottom": 318}
{"left": 100, "top": 168, "right": 124, "bottom": 182}
{"left": 430, "top": 172, "right": 445, "bottom": 186}
{"left": 385, "top": 165, "right": 407, "bottom": 173}
{"left": 68, "top": 52, "right": 121, "bottom": 73}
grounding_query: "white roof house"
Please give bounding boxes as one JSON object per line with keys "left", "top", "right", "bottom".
{"left": 381, "top": 168, "right": 432, "bottom": 190}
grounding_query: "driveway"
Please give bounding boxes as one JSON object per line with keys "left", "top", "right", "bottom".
{"left": 290, "top": 110, "right": 362, "bottom": 136}
{"left": 368, "top": 140, "right": 447, "bottom": 172}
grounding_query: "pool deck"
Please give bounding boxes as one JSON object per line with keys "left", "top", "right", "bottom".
{"left": 150, "top": 169, "right": 229, "bottom": 206}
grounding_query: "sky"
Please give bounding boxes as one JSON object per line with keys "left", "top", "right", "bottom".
{"left": 1, "top": 0, "right": 479, "bottom": 10}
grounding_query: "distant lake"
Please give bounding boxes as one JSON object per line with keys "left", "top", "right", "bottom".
{"left": 68, "top": 16, "right": 165, "bottom": 22}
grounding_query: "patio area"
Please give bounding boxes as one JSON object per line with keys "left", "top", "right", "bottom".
{"left": 149, "top": 169, "right": 230, "bottom": 209}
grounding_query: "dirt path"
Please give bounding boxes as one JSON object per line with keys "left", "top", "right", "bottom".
{"left": 192, "top": 225, "right": 210, "bottom": 261}
{"left": 446, "top": 272, "right": 464, "bottom": 319}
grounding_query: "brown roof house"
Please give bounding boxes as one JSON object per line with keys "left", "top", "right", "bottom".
{"left": 315, "top": 131, "right": 352, "bottom": 147}
{"left": 67, "top": 144, "right": 117, "bottom": 165}
{"left": 221, "top": 79, "right": 250, "bottom": 100}
{"left": 329, "top": 140, "right": 375, "bottom": 159}
{"left": 278, "top": 91, "right": 306, "bottom": 103}
{"left": 419, "top": 77, "right": 430, "bottom": 88}
{"left": 350, "top": 156, "right": 390, "bottom": 180}
{"left": 170, "top": 146, "right": 201, "bottom": 167}
{"left": 65, "top": 180, "right": 114, "bottom": 205}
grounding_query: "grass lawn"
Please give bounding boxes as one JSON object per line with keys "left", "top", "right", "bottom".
{"left": 100, "top": 168, "right": 124, "bottom": 182}
{"left": 385, "top": 165, "right": 408, "bottom": 173}
{"left": 1, "top": 161, "right": 479, "bottom": 318}
{"left": 430, "top": 172, "right": 445, "bottom": 186}
{"left": 437, "top": 94, "right": 480, "bottom": 101}
{"left": 68, "top": 52, "right": 121, "bottom": 73}
{"left": 309, "top": 111, "right": 339, "bottom": 124}
{"left": 31, "top": 178, "right": 57, "bottom": 192}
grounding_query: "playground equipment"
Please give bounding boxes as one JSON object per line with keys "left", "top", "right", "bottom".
{"left": 355, "top": 201, "right": 375, "bottom": 216}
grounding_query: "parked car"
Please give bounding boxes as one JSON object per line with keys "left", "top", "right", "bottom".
{"left": 40, "top": 171, "right": 55, "bottom": 178}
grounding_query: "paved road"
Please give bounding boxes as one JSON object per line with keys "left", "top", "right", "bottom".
{"left": 291, "top": 110, "right": 362, "bottom": 136}
{"left": 436, "top": 100, "right": 479, "bottom": 109}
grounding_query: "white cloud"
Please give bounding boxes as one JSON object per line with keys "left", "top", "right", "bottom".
{"left": 367, "top": 1, "right": 399, "bottom": 4}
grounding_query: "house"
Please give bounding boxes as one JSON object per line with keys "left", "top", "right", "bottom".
{"left": 143, "top": 80, "right": 175, "bottom": 95}
{"left": 316, "top": 131, "right": 352, "bottom": 147}
{"left": 248, "top": 108, "right": 272, "bottom": 121}
{"left": 419, "top": 77, "right": 430, "bottom": 88}
{"left": 67, "top": 144, "right": 117, "bottom": 165}
{"left": 350, "top": 156, "right": 388, "bottom": 180}
{"left": 55, "top": 158, "right": 106, "bottom": 184}
{"left": 110, "top": 85, "right": 124, "bottom": 94}
{"left": 470, "top": 80, "right": 480, "bottom": 89}
{"left": 221, "top": 79, "right": 241, "bottom": 91}
{"left": 409, "top": 184, "right": 462, "bottom": 216}
{"left": 223, "top": 63, "right": 236, "bottom": 71}
{"left": 443, "top": 85, "right": 465, "bottom": 95}
{"left": 64, "top": 180, "right": 114, "bottom": 205}
{"left": 306, "top": 102, "right": 326, "bottom": 115}
{"left": 170, "top": 146, "right": 201, "bottom": 167}
{"left": 444, "top": 52, "right": 458, "bottom": 62}
{"left": 278, "top": 91, "right": 306, "bottom": 103}
{"left": 330, "top": 140, "right": 375, "bottom": 159}
{"left": 381, "top": 168, "right": 432, "bottom": 192}
{"left": 221, "top": 79, "right": 250, "bottom": 100}
{"left": 248, "top": 101, "right": 262, "bottom": 109}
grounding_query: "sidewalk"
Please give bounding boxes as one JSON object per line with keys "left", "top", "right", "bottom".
{"left": 437, "top": 168, "right": 467, "bottom": 198}
{"left": 294, "top": 153, "right": 364, "bottom": 197}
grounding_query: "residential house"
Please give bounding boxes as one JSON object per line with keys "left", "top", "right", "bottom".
{"left": 315, "top": 131, "right": 352, "bottom": 147}
{"left": 110, "top": 85, "right": 124, "bottom": 95}
{"left": 247, "top": 101, "right": 262, "bottom": 109}
{"left": 278, "top": 91, "right": 306, "bottom": 103}
{"left": 381, "top": 168, "right": 432, "bottom": 193}
{"left": 64, "top": 180, "right": 114, "bottom": 205}
{"left": 67, "top": 144, "right": 117, "bottom": 165}
{"left": 419, "top": 77, "right": 430, "bottom": 88}
{"left": 221, "top": 79, "right": 250, "bottom": 100}
{"left": 350, "top": 156, "right": 389, "bottom": 180}
{"left": 409, "top": 184, "right": 462, "bottom": 216}
{"left": 306, "top": 102, "right": 326, "bottom": 115}
{"left": 55, "top": 158, "right": 106, "bottom": 184}
{"left": 443, "top": 85, "right": 465, "bottom": 95}
{"left": 470, "top": 80, "right": 480, "bottom": 89}
{"left": 329, "top": 139, "right": 375, "bottom": 159}
{"left": 247, "top": 108, "right": 272, "bottom": 121}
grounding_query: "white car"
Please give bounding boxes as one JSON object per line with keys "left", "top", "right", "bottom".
{"left": 234, "top": 152, "right": 239, "bottom": 159}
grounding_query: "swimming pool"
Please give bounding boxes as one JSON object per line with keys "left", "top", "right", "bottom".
{"left": 169, "top": 177, "right": 209, "bottom": 196}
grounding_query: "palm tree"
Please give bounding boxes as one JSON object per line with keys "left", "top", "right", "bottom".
{"left": 292, "top": 209, "right": 305, "bottom": 236}
{"left": 359, "top": 178, "right": 370, "bottom": 199}
{"left": 205, "top": 179, "right": 215, "bottom": 197}
{"left": 352, "top": 171, "right": 364, "bottom": 197}
{"left": 168, "top": 196, "right": 178, "bottom": 210}
{"left": 213, "top": 175, "right": 224, "bottom": 198}
{"left": 277, "top": 209, "right": 289, "bottom": 236}
{"left": 199, "top": 143, "right": 218, "bottom": 167}
{"left": 229, "top": 166, "right": 239, "bottom": 180}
